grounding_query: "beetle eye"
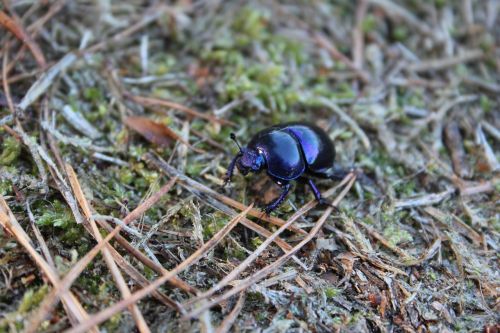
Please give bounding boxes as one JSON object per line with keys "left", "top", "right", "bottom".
{"left": 252, "top": 155, "right": 264, "bottom": 170}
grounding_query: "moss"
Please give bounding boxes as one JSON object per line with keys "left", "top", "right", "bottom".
{"left": 232, "top": 7, "right": 269, "bottom": 45}
{"left": 151, "top": 54, "right": 177, "bottom": 75}
{"left": 394, "top": 179, "right": 417, "bottom": 197}
{"left": 0, "top": 180, "right": 12, "bottom": 196}
{"left": 252, "top": 236, "right": 263, "bottom": 248}
{"left": 77, "top": 276, "right": 101, "bottom": 295}
{"left": 186, "top": 163, "right": 204, "bottom": 177}
{"left": 362, "top": 14, "right": 377, "bottom": 33}
{"left": 104, "top": 313, "right": 123, "bottom": 332}
{"left": 479, "top": 95, "right": 492, "bottom": 113}
{"left": 434, "top": 0, "right": 447, "bottom": 8}
{"left": 36, "top": 200, "right": 75, "bottom": 229}
{"left": 225, "top": 245, "right": 247, "bottom": 261}
{"left": 325, "top": 287, "right": 341, "bottom": 299}
{"left": 83, "top": 87, "right": 103, "bottom": 102}
{"left": 18, "top": 285, "right": 49, "bottom": 313}
{"left": 427, "top": 269, "right": 438, "bottom": 281}
{"left": 118, "top": 167, "right": 135, "bottom": 185}
{"left": 0, "top": 137, "right": 21, "bottom": 166}
{"left": 392, "top": 26, "right": 409, "bottom": 41}
{"left": 383, "top": 224, "right": 413, "bottom": 246}
{"left": 203, "top": 214, "right": 228, "bottom": 238}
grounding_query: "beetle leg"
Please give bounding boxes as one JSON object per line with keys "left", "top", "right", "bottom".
{"left": 307, "top": 178, "right": 338, "bottom": 209}
{"left": 307, "top": 178, "right": 323, "bottom": 202}
{"left": 223, "top": 153, "right": 242, "bottom": 186}
{"left": 264, "top": 182, "right": 291, "bottom": 215}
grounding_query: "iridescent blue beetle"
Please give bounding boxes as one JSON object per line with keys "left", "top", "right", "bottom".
{"left": 224, "top": 122, "right": 347, "bottom": 214}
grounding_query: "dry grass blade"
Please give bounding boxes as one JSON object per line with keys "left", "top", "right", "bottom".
{"left": 185, "top": 173, "right": 355, "bottom": 306}
{"left": 3, "top": 1, "right": 498, "bottom": 331}
{"left": 408, "top": 49, "right": 484, "bottom": 72}
{"left": 63, "top": 204, "right": 254, "bottom": 333}
{"left": 318, "top": 97, "right": 371, "bottom": 151}
{"left": 394, "top": 188, "right": 455, "bottom": 209}
{"left": 84, "top": 4, "right": 178, "bottom": 54}
{"left": 444, "top": 122, "right": 470, "bottom": 178}
{"left": 184, "top": 175, "right": 357, "bottom": 319}
{"left": 352, "top": 0, "right": 368, "bottom": 69}
{"left": 0, "top": 10, "right": 46, "bottom": 67}
{"left": 2, "top": 46, "right": 16, "bottom": 115}
{"left": 423, "top": 206, "right": 482, "bottom": 245}
{"left": 17, "top": 52, "right": 77, "bottom": 111}
{"left": 124, "top": 116, "right": 205, "bottom": 153}
{"left": 146, "top": 153, "right": 307, "bottom": 268}
{"left": 26, "top": 202, "right": 55, "bottom": 268}
{"left": 96, "top": 218, "right": 198, "bottom": 295}
{"left": 313, "top": 33, "right": 370, "bottom": 83}
{"left": 0, "top": 196, "right": 99, "bottom": 333}
{"left": 126, "top": 93, "right": 235, "bottom": 126}
{"left": 105, "top": 244, "right": 183, "bottom": 312}
{"left": 65, "top": 164, "right": 151, "bottom": 333}
{"left": 367, "top": 0, "right": 435, "bottom": 38}
{"left": 356, "top": 222, "right": 417, "bottom": 263}
{"left": 145, "top": 152, "right": 306, "bottom": 235}
{"left": 25, "top": 177, "right": 178, "bottom": 332}
{"left": 215, "top": 292, "right": 245, "bottom": 333}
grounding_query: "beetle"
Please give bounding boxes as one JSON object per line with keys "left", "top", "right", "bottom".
{"left": 224, "top": 122, "right": 349, "bottom": 214}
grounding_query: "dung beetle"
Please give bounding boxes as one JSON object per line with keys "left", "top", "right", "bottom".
{"left": 224, "top": 122, "right": 349, "bottom": 214}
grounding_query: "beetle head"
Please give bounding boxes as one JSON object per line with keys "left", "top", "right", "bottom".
{"left": 230, "top": 133, "right": 265, "bottom": 175}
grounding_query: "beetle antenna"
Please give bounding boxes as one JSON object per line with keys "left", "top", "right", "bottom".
{"left": 230, "top": 132, "right": 243, "bottom": 153}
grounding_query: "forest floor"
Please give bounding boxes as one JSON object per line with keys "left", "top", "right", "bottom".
{"left": 0, "top": 1, "right": 499, "bottom": 332}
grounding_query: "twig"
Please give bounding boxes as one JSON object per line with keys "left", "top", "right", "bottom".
{"left": 63, "top": 205, "right": 254, "bottom": 333}
{"left": 17, "top": 52, "right": 77, "bottom": 112}
{"left": 462, "top": 76, "right": 500, "bottom": 94}
{"left": 215, "top": 293, "right": 245, "bottom": 333}
{"left": 0, "top": 196, "right": 99, "bottom": 333}
{"left": 444, "top": 122, "right": 470, "bottom": 178}
{"left": 61, "top": 105, "right": 102, "bottom": 139}
{"left": 459, "top": 181, "right": 494, "bottom": 197}
{"left": 104, "top": 244, "right": 183, "bottom": 311}
{"left": 0, "top": 10, "right": 46, "bottom": 67}
{"left": 409, "top": 95, "right": 477, "bottom": 140}
{"left": 65, "top": 164, "right": 151, "bottom": 333}
{"left": 356, "top": 222, "right": 417, "bottom": 262}
{"left": 423, "top": 206, "right": 482, "bottom": 245}
{"left": 367, "top": 0, "right": 437, "bottom": 40}
{"left": 313, "top": 33, "right": 370, "bottom": 83}
{"left": 184, "top": 173, "right": 355, "bottom": 306}
{"left": 394, "top": 188, "right": 455, "bottom": 209}
{"left": 318, "top": 97, "right": 371, "bottom": 150}
{"left": 476, "top": 124, "right": 500, "bottom": 171}
{"left": 145, "top": 153, "right": 306, "bottom": 235}
{"left": 125, "top": 93, "right": 234, "bottom": 126}
{"left": 1, "top": 44, "right": 15, "bottom": 114}
{"left": 352, "top": 0, "right": 368, "bottom": 70}
{"left": 480, "top": 121, "right": 500, "bottom": 142}
{"left": 26, "top": 201, "right": 55, "bottom": 269}
{"left": 25, "top": 177, "right": 178, "bottom": 332}
{"left": 408, "top": 49, "right": 483, "bottom": 72}
{"left": 95, "top": 217, "right": 198, "bottom": 295}
{"left": 83, "top": 4, "right": 180, "bottom": 54}
{"left": 3, "top": 0, "right": 65, "bottom": 74}
{"left": 184, "top": 175, "right": 357, "bottom": 319}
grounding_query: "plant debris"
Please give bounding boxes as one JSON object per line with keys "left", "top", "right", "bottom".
{"left": 0, "top": 1, "right": 498, "bottom": 332}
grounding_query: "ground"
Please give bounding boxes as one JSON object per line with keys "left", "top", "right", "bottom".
{"left": 0, "top": 1, "right": 499, "bottom": 332}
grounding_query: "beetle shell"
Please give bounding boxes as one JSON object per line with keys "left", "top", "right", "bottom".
{"left": 248, "top": 122, "right": 336, "bottom": 180}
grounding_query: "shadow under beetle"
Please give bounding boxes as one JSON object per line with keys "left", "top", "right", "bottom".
{"left": 224, "top": 122, "right": 350, "bottom": 214}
